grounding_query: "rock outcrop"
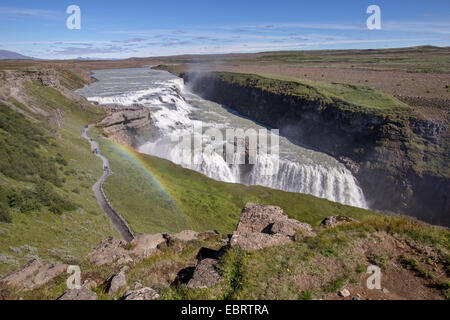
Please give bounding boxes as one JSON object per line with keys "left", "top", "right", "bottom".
{"left": 107, "top": 267, "right": 128, "bottom": 295}
{"left": 86, "top": 237, "right": 131, "bottom": 267}
{"left": 187, "top": 258, "right": 223, "bottom": 289}
{"left": 86, "top": 234, "right": 168, "bottom": 267}
{"left": 230, "top": 203, "right": 315, "bottom": 250}
{"left": 320, "top": 216, "right": 358, "bottom": 228}
{"left": 99, "top": 106, "right": 157, "bottom": 148}
{"left": 0, "top": 259, "right": 67, "bottom": 291}
{"left": 173, "top": 230, "right": 199, "bottom": 242}
{"left": 123, "top": 287, "right": 160, "bottom": 300}
{"left": 58, "top": 288, "right": 98, "bottom": 300}
{"left": 37, "top": 69, "right": 60, "bottom": 88}
{"left": 129, "top": 233, "right": 167, "bottom": 260}
{"left": 86, "top": 231, "right": 218, "bottom": 269}
{"left": 0, "top": 203, "right": 319, "bottom": 297}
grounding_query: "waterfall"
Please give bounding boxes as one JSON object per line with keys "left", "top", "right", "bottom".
{"left": 79, "top": 68, "right": 367, "bottom": 209}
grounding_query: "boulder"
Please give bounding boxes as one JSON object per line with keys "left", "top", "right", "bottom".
{"left": 82, "top": 279, "right": 98, "bottom": 290}
{"left": 172, "top": 230, "right": 199, "bottom": 242}
{"left": 197, "top": 230, "right": 220, "bottom": 241}
{"left": 87, "top": 234, "right": 168, "bottom": 267}
{"left": 31, "top": 263, "right": 68, "bottom": 289}
{"left": 124, "top": 287, "right": 160, "bottom": 300}
{"left": 0, "top": 259, "right": 68, "bottom": 291}
{"left": 107, "top": 269, "right": 127, "bottom": 295}
{"left": 270, "top": 218, "right": 315, "bottom": 237}
{"left": 320, "top": 216, "right": 357, "bottom": 228}
{"left": 230, "top": 232, "right": 291, "bottom": 251}
{"left": 235, "top": 203, "right": 286, "bottom": 234}
{"left": 187, "top": 259, "right": 223, "bottom": 289}
{"left": 58, "top": 288, "right": 98, "bottom": 300}
{"left": 230, "top": 203, "right": 315, "bottom": 250}
{"left": 86, "top": 237, "right": 131, "bottom": 267}
{"left": 0, "top": 259, "right": 42, "bottom": 288}
{"left": 129, "top": 233, "right": 167, "bottom": 260}
{"left": 339, "top": 288, "right": 351, "bottom": 298}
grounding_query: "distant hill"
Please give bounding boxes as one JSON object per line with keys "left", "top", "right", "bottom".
{"left": 0, "top": 50, "right": 34, "bottom": 60}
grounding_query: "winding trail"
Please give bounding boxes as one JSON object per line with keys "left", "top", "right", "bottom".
{"left": 82, "top": 125, "right": 134, "bottom": 242}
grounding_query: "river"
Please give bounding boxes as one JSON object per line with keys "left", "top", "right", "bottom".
{"left": 77, "top": 67, "right": 367, "bottom": 208}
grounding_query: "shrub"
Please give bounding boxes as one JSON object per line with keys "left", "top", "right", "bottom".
{"left": 0, "top": 103, "right": 64, "bottom": 187}
{"left": 6, "top": 180, "right": 76, "bottom": 215}
{"left": 35, "top": 180, "right": 76, "bottom": 214}
{"left": 0, "top": 202, "right": 11, "bottom": 223}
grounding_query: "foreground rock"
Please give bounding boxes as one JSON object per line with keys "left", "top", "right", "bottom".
{"left": 86, "top": 237, "right": 132, "bottom": 267}
{"left": 86, "top": 230, "right": 218, "bottom": 268}
{"left": 230, "top": 203, "right": 315, "bottom": 250}
{"left": 187, "top": 258, "right": 223, "bottom": 289}
{"left": 321, "top": 216, "right": 357, "bottom": 228}
{"left": 107, "top": 267, "right": 128, "bottom": 295}
{"left": 173, "top": 230, "right": 199, "bottom": 242}
{"left": 0, "top": 259, "right": 68, "bottom": 291}
{"left": 86, "top": 234, "right": 167, "bottom": 267}
{"left": 339, "top": 288, "right": 351, "bottom": 298}
{"left": 130, "top": 233, "right": 167, "bottom": 260}
{"left": 124, "top": 287, "right": 160, "bottom": 300}
{"left": 58, "top": 288, "right": 98, "bottom": 300}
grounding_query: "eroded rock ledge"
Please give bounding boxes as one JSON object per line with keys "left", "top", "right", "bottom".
{"left": 98, "top": 105, "right": 158, "bottom": 148}
{"left": 230, "top": 203, "right": 315, "bottom": 250}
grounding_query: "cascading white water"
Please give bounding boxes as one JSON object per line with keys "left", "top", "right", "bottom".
{"left": 77, "top": 67, "right": 367, "bottom": 208}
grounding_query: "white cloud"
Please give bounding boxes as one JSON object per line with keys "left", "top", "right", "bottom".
{"left": 0, "top": 6, "right": 61, "bottom": 18}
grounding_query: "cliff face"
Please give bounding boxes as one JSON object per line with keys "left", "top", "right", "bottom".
{"left": 180, "top": 72, "right": 449, "bottom": 226}
{"left": 98, "top": 105, "right": 158, "bottom": 148}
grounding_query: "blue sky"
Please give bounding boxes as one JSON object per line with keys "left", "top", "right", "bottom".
{"left": 0, "top": 0, "right": 449, "bottom": 59}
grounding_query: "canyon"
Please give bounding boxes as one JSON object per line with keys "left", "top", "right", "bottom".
{"left": 170, "top": 70, "right": 449, "bottom": 226}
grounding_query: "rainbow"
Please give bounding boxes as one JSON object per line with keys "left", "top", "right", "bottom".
{"left": 106, "top": 141, "right": 179, "bottom": 208}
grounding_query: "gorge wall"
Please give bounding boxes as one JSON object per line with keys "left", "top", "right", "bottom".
{"left": 177, "top": 71, "right": 449, "bottom": 226}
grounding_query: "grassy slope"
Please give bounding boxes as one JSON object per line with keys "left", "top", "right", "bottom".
{"left": 211, "top": 72, "right": 410, "bottom": 116}
{"left": 7, "top": 214, "right": 449, "bottom": 300}
{"left": 0, "top": 78, "right": 119, "bottom": 277}
{"left": 94, "top": 130, "right": 374, "bottom": 235}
